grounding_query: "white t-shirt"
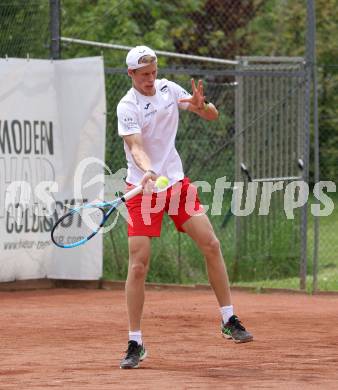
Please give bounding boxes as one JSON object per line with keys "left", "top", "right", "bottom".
{"left": 117, "top": 79, "right": 191, "bottom": 190}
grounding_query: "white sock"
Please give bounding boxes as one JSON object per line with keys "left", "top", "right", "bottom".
{"left": 129, "top": 330, "right": 142, "bottom": 345}
{"left": 220, "top": 305, "right": 234, "bottom": 324}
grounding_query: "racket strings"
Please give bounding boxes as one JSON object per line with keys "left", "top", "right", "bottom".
{"left": 52, "top": 207, "right": 105, "bottom": 246}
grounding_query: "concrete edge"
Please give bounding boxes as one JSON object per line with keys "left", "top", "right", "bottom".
{"left": 53, "top": 280, "right": 102, "bottom": 289}
{"left": 0, "top": 279, "right": 55, "bottom": 292}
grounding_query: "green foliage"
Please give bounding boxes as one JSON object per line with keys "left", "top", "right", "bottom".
{"left": 0, "top": 0, "right": 49, "bottom": 58}
{"left": 61, "top": 0, "right": 205, "bottom": 65}
{"left": 61, "top": 0, "right": 266, "bottom": 66}
{"left": 247, "top": 0, "right": 306, "bottom": 57}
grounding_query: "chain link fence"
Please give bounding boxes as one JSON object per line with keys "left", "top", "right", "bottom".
{"left": 0, "top": 0, "right": 337, "bottom": 291}
{"left": 308, "top": 64, "right": 338, "bottom": 291}
{"left": 234, "top": 58, "right": 307, "bottom": 283}
{"left": 0, "top": 0, "right": 50, "bottom": 58}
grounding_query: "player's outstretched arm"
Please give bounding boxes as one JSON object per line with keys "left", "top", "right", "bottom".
{"left": 179, "top": 78, "right": 219, "bottom": 121}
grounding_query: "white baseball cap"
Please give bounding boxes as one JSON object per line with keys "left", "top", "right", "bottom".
{"left": 126, "top": 45, "right": 157, "bottom": 70}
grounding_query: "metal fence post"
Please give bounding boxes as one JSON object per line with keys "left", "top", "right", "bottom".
{"left": 306, "top": 0, "right": 320, "bottom": 292}
{"left": 300, "top": 0, "right": 317, "bottom": 291}
{"left": 50, "top": 0, "right": 61, "bottom": 59}
{"left": 234, "top": 58, "right": 244, "bottom": 282}
{"left": 300, "top": 78, "right": 310, "bottom": 290}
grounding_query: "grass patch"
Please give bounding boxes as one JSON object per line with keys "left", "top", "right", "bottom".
{"left": 232, "top": 265, "right": 338, "bottom": 292}
{"left": 307, "top": 191, "right": 338, "bottom": 268}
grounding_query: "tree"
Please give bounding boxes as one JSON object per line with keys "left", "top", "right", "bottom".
{"left": 173, "top": 0, "right": 266, "bottom": 59}
{"left": 60, "top": 0, "right": 265, "bottom": 64}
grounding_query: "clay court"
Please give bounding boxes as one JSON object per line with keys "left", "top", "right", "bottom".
{"left": 1, "top": 286, "right": 338, "bottom": 389}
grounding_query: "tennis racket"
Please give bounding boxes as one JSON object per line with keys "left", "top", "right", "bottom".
{"left": 51, "top": 184, "right": 143, "bottom": 249}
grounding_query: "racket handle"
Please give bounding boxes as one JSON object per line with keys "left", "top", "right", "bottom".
{"left": 122, "top": 184, "right": 143, "bottom": 202}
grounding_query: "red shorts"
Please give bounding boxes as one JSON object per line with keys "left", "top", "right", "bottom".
{"left": 125, "top": 177, "right": 204, "bottom": 237}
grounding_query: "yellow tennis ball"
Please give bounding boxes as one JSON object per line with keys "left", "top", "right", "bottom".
{"left": 155, "top": 176, "right": 169, "bottom": 189}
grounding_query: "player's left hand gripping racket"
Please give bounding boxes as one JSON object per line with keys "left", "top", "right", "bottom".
{"left": 51, "top": 184, "right": 143, "bottom": 249}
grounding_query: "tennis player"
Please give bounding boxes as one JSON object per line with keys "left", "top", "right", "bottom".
{"left": 117, "top": 45, "right": 253, "bottom": 369}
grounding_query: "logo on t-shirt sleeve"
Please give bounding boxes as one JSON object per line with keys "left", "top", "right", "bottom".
{"left": 122, "top": 115, "right": 139, "bottom": 130}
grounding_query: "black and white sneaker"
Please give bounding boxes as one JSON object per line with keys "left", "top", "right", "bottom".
{"left": 221, "top": 315, "right": 253, "bottom": 343}
{"left": 120, "top": 340, "right": 147, "bottom": 369}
